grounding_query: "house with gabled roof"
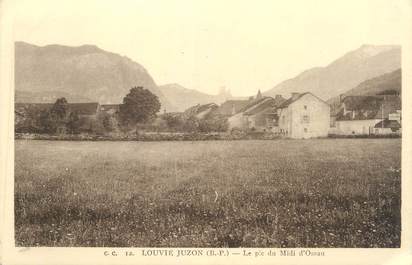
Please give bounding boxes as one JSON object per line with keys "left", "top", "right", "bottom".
{"left": 68, "top": 102, "right": 101, "bottom": 118}
{"left": 227, "top": 93, "right": 285, "bottom": 132}
{"left": 217, "top": 100, "right": 251, "bottom": 117}
{"left": 277, "top": 92, "right": 330, "bottom": 139}
{"left": 100, "top": 104, "right": 120, "bottom": 115}
{"left": 182, "top": 103, "right": 219, "bottom": 119}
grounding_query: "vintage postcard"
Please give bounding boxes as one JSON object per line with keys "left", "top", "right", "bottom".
{"left": 1, "top": 0, "right": 411, "bottom": 264}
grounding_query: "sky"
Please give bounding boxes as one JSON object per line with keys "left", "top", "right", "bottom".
{"left": 12, "top": 0, "right": 405, "bottom": 96}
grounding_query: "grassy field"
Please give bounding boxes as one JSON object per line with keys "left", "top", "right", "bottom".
{"left": 15, "top": 139, "right": 401, "bottom": 247}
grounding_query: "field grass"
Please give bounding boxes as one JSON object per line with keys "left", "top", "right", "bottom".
{"left": 15, "top": 139, "right": 401, "bottom": 247}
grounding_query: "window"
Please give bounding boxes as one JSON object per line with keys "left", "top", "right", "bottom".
{"left": 304, "top": 105, "right": 307, "bottom": 110}
{"left": 304, "top": 128, "right": 308, "bottom": 133}
{"left": 301, "top": 115, "right": 310, "bottom": 123}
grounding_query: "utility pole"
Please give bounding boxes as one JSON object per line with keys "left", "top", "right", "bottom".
{"left": 381, "top": 101, "right": 384, "bottom": 129}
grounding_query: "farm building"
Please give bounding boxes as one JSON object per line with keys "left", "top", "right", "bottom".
{"left": 182, "top": 103, "right": 218, "bottom": 119}
{"left": 217, "top": 100, "right": 250, "bottom": 117}
{"left": 334, "top": 95, "right": 401, "bottom": 135}
{"left": 277, "top": 92, "right": 330, "bottom": 139}
{"left": 68, "top": 102, "right": 100, "bottom": 118}
{"left": 227, "top": 94, "right": 285, "bottom": 132}
{"left": 100, "top": 104, "right": 120, "bottom": 115}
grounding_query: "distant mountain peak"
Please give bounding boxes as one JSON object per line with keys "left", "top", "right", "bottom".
{"left": 335, "top": 44, "right": 400, "bottom": 62}
{"left": 15, "top": 41, "right": 174, "bottom": 110}
{"left": 264, "top": 44, "right": 401, "bottom": 101}
{"left": 161, "top": 83, "right": 188, "bottom": 91}
{"left": 159, "top": 83, "right": 233, "bottom": 112}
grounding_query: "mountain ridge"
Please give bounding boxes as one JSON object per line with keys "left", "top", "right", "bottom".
{"left": 264, "top": 44, "right": 401, "bottom": 101}
{"left": 159, "top": 83, "right": 233, "bottom": 112}
{"left": 15, "top": 41, "right": 174, "bottom": 111}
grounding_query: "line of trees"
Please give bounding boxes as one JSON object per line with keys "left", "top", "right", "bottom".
{"left": 16, "top": 86, "right": 228, "bottom": 135}
{"left": 162, "top": 112, "right": 228, "bottom": 133}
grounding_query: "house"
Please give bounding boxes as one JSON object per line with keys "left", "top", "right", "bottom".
{"left": 100, "top": 104, "right": 120, "bottom": 115}
{"left": 217, "top": 100, "right": 250, "bottom": 117}
{"left": 334, "top": 95, "right": 401, "bottom": 135}
{"left": 277, "top": 92, "right": 330, "bottom": 139}
{"left": 374, "top": 118, "right": 401, "bottom": 135}
{"left": 68, "top": 102, "right": 100, "bottom": 118}
{"left": 227, "top": 94, "right": 285, "bottom": 132}
{"left": 182, "top": 103, "right": 218, "bottom": 119}
{"left": 68, "top": 103, "right": 101, "bottom": 132}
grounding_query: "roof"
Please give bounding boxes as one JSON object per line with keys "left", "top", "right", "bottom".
{"left": 335, "top": 108, "right": 380, "bottom": 120}
{"left": 342, "top": 96, "right": 382, "bottom": 111}
{"left": 183, "top": 103, "right": 218, "bottom": 117}
{"left": 237, "top": 97, "right": 270, "bottom": 113}
{"left": 101, "top": 104, "right": 120, "bottom": 108}
{"left": 374, "top": 119, "right": 401, "bottom": 129}
{"left": 100, "top": 104, "right": 120, "bottom": 112}
{"left": 15, "top": 102, "right": 100, "bottom": 116}
{"left": 379, "top": 96, "right": 401, "bottom": 118}
{"left": 244, "top": 98, "right": 277, "bottom": 115}
{"left": 277, "top": 92, "right": 323, "bottom": 109}
{"left": 15, "top": 103, "right": 53, "bottom": 109}
{"left": 336, "top": 95, "right": 401, "bottom": 121}
{"left": 68, "top": 103, "right": 100, "bottom": 115}
{"left": 197, "top": 103, "right": 218, "bottom": 113}
{"left": 237, "top": 95, "right": 284, "bottom": 114}
{"left": 217, "top": 100, "right": 250, "bottom": 116}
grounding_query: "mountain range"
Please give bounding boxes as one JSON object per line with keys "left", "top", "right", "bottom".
{"left": 327, "top": 68, "right": 401, "bottom": 111}
{"left": 264, "top": 44, "right": 401, "bottom": 100}
{"left": 15, "top": 41, "right": 174, "bottom": 110}
{"left": 159, "top": 84, "right": 237, "bottom": 112}
{"left": 15, "top": 42, "right": 401, "bottom": 111}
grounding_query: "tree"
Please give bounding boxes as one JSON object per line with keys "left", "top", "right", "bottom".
{"left": 182, "top": 116, "right": 199, "bottom": 132}
{"left": 15, "top": 106, "right": 44, "bottom": 133}
{"left": 163, "top": 114, "right": 184, "bottom": 131}
{"left": 99, "top": 112, "right": 118, "bottom": 133}
{"left": 36, "top": 97, "right": 70, "bottom": 134}
{"left": 119, "top": 87, "right": 161, "bottom": 129}
{"left": 39, "top": 109, "right": 55, "bottom": 133}
{"left": 50, "top": 97, "right": 68, "bottom": 120}
{"left": 66, "top": 111, "right": 81, "bottom": 134}
{"left": 198, "top": 112, "right": 229, "bottom": 132}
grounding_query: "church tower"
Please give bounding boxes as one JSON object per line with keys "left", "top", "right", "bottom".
{"left": 256, "top": 89, "right": 263, "bottom": 100}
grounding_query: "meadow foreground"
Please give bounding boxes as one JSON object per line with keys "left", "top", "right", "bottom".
{"left": 15, "top": 139, "right": 401, "bottom": 247}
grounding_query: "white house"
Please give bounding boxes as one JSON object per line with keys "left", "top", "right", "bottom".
{"left": 277, "top": 92, "right": 330, "bottom": 139}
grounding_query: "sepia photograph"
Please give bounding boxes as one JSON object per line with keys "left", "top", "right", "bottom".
{"left": 3, "top": 0, "right": 408, "bottom": 256}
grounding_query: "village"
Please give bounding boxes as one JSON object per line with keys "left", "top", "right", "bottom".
{"left": 15, "top": 88, "right": 401, "bottom": 139}
{"left": 8, "top": 0, "right": 406, "bottom": 252}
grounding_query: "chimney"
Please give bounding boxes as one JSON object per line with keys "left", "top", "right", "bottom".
{"left": 291, "top": 92, "right": 300, "bottom": 100}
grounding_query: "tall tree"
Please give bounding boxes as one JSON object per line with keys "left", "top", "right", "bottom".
{"left": 50, "top": 97, "right": 68, "bottom": 120}
{"left": 119, "top": 87, "right": 161, "bottom": 128}
{"left": 66, "top": 111, "right": 81, "bottom": 134}
{"left": 38, "top": 98, "right": 69, "bottom": 134}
